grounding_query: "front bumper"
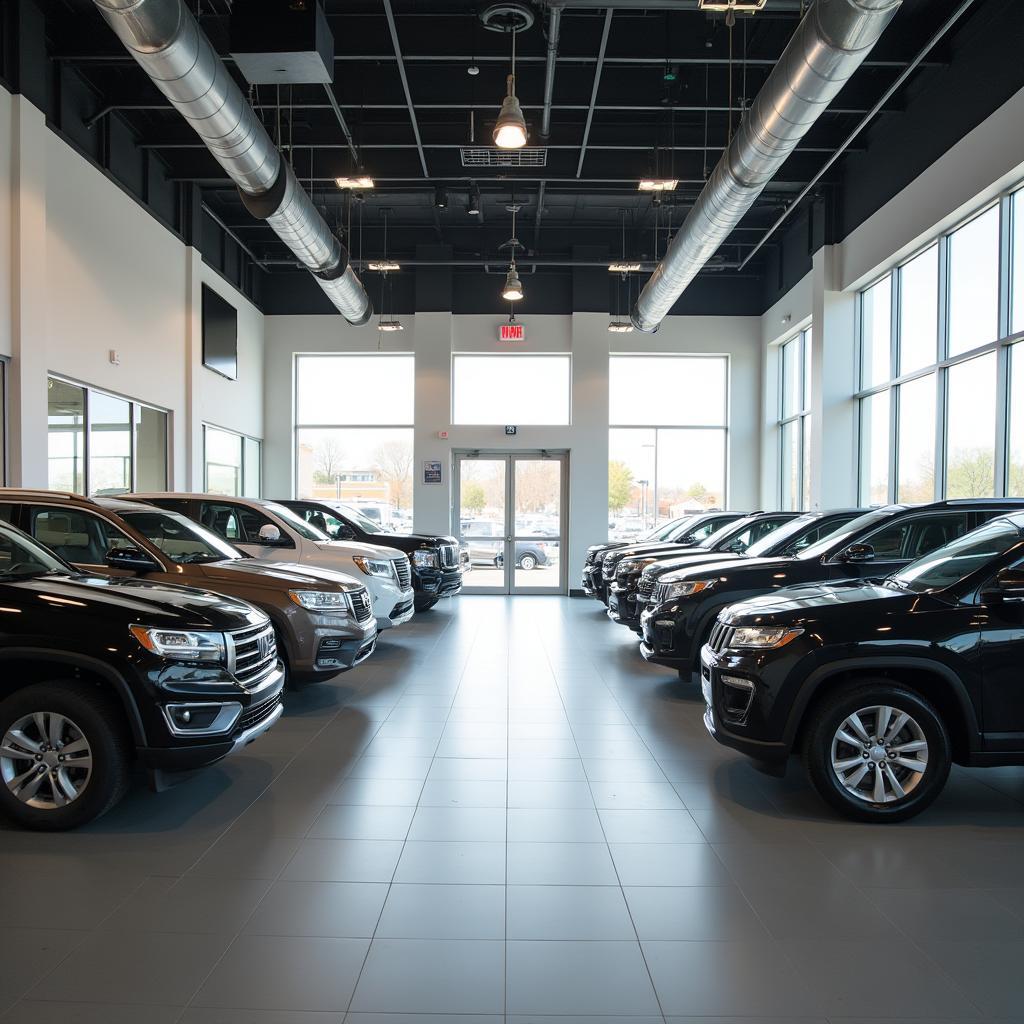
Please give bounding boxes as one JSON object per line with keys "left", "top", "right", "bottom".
{"left": 291, "top": 614, "right": 378, "bottom": 678}
{"left": 414, "top": 566, "right": 463, "bottom": 604}
{"left": 639, "top": 605, "right": 688, "bottom": 669}
{"left": 138, "top": 665, "right": 286, "bottom": 772}
{"left": 378, "top": 588, "right": 416, "bottom": 629}
{"left": 607, "top": 583, "right": 642, "bottom": 630}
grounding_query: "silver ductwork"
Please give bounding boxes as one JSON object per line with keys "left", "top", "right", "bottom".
{"left": 632, "top": 0, "right": 901, "bottom": 333}
{"left": 91, "top": 0, "right": 372, "bottom": 325}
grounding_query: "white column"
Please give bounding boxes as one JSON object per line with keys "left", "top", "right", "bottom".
{"left": 412, "top": 311, "right": 454, "bottom": 535}
{"left": 810, "top": 245, "right": 859, "bottom": 508}
{"left": 8, "top": 95, "right": 49, "bottom": 487}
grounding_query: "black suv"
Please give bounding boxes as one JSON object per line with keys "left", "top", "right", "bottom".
{"left": 0, "top": 521, "right": 284, "bottom": 830}
{"left": 640, "top": 500, "right": 1024, "bottom": 679}
{"left": 280, "top": 499, "right": 463, "bottom": 611}
{"left": 595, "top": 511, "right": 747, "bottom": 606}
{"left": 607, "top": 512, "right": 799, "bottom": 631}
{"left": 701, "top": 511, "right": 1024, "bottom": 822}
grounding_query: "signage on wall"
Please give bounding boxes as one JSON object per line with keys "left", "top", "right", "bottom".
{"left": 499, "top": 323, "right": 525, "bottom": 342}
{"left": 505, "top": 426, "right": 518, "bottom": 436}
{"left": 423, "top": 460, "right": 443, "bottom": 484}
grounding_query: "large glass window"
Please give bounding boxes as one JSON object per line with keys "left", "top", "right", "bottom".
{"left": 0, "top": 360, "right": 8, "bottom": 485}
{"left": 295, "top": 354, "right": 414, "bottom": 523}
{"left": 857, "top": 188, "right": 1023, "bottom": 502}
{"left": 861, "top": 277, "right": 891, "bottom": 388}
{"left": 453, "top": 354, "right": 571, "bottom": 425}
{"left": 47, "top": 378, "right": 168, "bottom": 495}
{"left": 607, "top": 356, "right": 728, "bottom": 539}
{"left": 948, "top": 206, "right": 1000, "bottom": 358}
{"left": 778, "top": 329, "right": 811, "bottom": 510}
{"left": 204, "top": 425, "right": 261, "bottom": 497}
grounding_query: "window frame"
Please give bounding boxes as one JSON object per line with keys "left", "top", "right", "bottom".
{"left": 855, "top": 185, "right": 1024, "bottom": 503}
{"left": 778, "top": 328, "right": 812, "bottom": 511}
{"left": 202, "top": 423, "right": 262, "bottom": 498}
{"left": 47, "top": 375, "right": 170, "bottom": 496}
{"left": 0, "top": 357, "right": 8, "bottom": 486}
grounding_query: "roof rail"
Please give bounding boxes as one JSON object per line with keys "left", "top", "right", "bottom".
{"left": 0, "top": 488, "right": 95, "bottom": 503}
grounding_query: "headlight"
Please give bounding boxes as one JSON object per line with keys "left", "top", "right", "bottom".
{"left": 412, "top": 549, "right": 439, "bottom": 568}
{"left": 729, "top": 625, "right": 804, "bottom": 649}
{"left": 352, "top": 556, "right": 395, "bottom": 578}
{"left": 129, "top": 625, "right": 225, "bottom": 663}
{"left": 664, "top": 579, "right": 714, "bottom": 600}
{"left": 288, "top": 590, "right": 351, "bottom": 614}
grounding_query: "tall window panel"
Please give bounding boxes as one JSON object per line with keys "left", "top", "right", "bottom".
{"left": 860, "top": 277, "right": 891, "bottom": 389}
{"left": 778, "top": 329, "right": 811, "bottom": 510}
{"left": 295, "top": 354, "right": 414, "bottom": 523}
{"left": 453, "top": 354, "right": 571, "bottom": 425}
{"left": 47, "top": 378, "right": 168, "bottom": 495}
{"left": 0, "top": 360, "right": 7, "bottom": 485}
{"left": 608, "top": 355, "right": 728, "bottom": 539}
{"left": 857, "top": 184, "right": 1023, "bottom": 502}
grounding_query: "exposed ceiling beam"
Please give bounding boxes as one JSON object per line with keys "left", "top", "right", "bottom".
{"left": 142, "top": 141, "right": 858, "bottom": 153}
{"left": 322, "top": 83, "right": 360, "bottom": 166}
{"left": 539, "top": 7, "right": 562, "bottom": 140}
{"left": 381, "top": 0, "right": 428, "bottom": 177}
{"left": 577, "top": 10, "right": 613, "bottom": 178}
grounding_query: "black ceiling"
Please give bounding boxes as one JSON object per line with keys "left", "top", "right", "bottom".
{"left": 5, "top": 0, "right": 1022, "bottom": 316}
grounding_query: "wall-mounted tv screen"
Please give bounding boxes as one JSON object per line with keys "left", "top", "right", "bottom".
{"left": 202, "top": 285, "right": 238, "bottom": 380}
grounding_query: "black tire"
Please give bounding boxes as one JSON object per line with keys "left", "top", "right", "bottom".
{"left": 0, "top": 683, "right": 131, "bottom": 831}
{"left": 802, "top": 680, "right": 951, "bottom": 823}
{"left": 518, "top": 553, "right": 538, "bottom": 570}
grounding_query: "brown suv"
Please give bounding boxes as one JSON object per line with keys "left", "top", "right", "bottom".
{"left": 0, "top": 491, "right": 378, "bottom": 683}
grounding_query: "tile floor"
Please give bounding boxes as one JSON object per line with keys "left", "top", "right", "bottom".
{"left": 2, "top": 595, "right": 1024, "bottom": 1023}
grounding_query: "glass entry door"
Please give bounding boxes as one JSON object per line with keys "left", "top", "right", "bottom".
{"left": 455, "top": 451, "right": 567, "bottom": 594}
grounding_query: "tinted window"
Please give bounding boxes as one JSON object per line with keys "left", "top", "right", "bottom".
{"left": 0, "top": 524, "right": 71, "bottom": 578}
{"left": 27, "top": 507, "right": 137, "bottom": 566}
{"left": 798, "top": 509, "right": 896, "bottom": 561}
{"left": 859, "top": 513, "right": 969, "bottom": 561}
{"left": 890, "top": 519, "right": 1020, "bottom": 593}
{"left": 121, "top": 510, "right": 240, "bottom": 564}
{"left": 0, "top": 503, "right": 16, "bottom": 525}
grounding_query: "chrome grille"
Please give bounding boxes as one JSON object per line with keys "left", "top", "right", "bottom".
{"left": 707, "top": 621, "right": 736, "bottom": 654}
{"left": 238, "top": 692, "right": 282, "bottom": 732}
{"left": 439, "top": 543, "right": 459, "bottom": 568}
{"left": 229, "top": 622, "right": 278, "bottom": 688}
{"left": 393, "top": 557, "right": 412, "bottom": 589}
{"left": 350, "top": 589, "right": 373, "bottom": 623}
{"left": 637, "top": 576, "right": 655, "bottom": 600}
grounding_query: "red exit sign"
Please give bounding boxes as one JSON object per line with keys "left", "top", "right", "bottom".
{"left": 499, "top": 323, "right": 525, "bottom": 341}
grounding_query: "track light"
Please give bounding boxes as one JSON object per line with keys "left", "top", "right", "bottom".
{"left": 335, "top": 176, "right": 375, "bottom": 189}
{"left": 608, "top": 262, "right": 642, "bottom": 273}
{"left": 638, "top": 179, "right": 678, "bottom": 192}
{"left": 434, "top": 187, "right": 448, "bottom": 209}
{"left": 377, "top": 320, "right": 404, "bottom": 332}
{"left": 501, "top": 265, "right": 524, "bottom": 302}
{"left": 698, "top": 0, "right": 766, "bottom": 11}
{"left": 607, "top": 320, "right": 634, "bottom": 333}
{"left": 368, "top": 261, "right": 400, "bottom": 272}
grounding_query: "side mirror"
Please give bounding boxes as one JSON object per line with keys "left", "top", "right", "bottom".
{"left": 982, "top": 567, "right": 1024, "bottom": 603}
{"left": 258, "top": 524, "right": 284, "bottom": 545}
{"left": 840, "top": 543, "right": 875, "bottom": 563}
{"left": 336, "top": 524, "right": 356, "bottom": 540}
{"left": 105, "top": 546, "right": 159, "bottom": 573}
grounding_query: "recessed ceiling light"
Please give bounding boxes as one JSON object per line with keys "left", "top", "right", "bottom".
{"left": 607, "top": 320, "right": 634, "bottom": 333}
{"left": 638, "top": 179, "right": 678, "bottom": 192}
{"left": 368, "top": 261, "right": 400, "bottom": 272}
{"left": 377, "top": 319, "right": 404, "bottom": 332}
{"left": 608, "top": 262, "right": 642, "bottom": 273}
{"left": 335, "top": 176, "right": 375, "bottom": 189}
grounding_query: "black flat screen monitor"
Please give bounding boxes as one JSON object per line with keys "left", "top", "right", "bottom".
{"left": 202, "top": 285, "right": 238, "bottom": 380}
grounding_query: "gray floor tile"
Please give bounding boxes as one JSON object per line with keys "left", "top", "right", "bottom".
{"left": 590, "top": 780, "right": 685, "bottom": 809}
{"left": 281, "top": 839, "right": 403, "bottom": 883}
{"left": 243, "top": 881, "right": 389, "bottom": 937}
{"left": 506, "top": 884, "right": 635, "bottom": 939}
{"left": 375, "top": 884, "right": 505, "bottom": 939}
{"left": 714, "top": 840, "right": 851, "bottom": 888}
{"left": 407, "top": 806, "right": 507, "bottom": 842}
{"left": 610, "top": 843, "right": 732, "bottom": 886}
{"left": 506, "top": 807, "right": 605, "bottom": 842}
{"left": 189, "top": 835, "right": 301, "bottom": 880}
{"left": 506, "top": 939, "right": 661, "bottom": 1015}
{"left": 599, "top": 808, "right": 705, "bottom": 843}
{"left": 506, "top": 842, "right": 619, "bottom": 885}
{"left": 507, "top": 779, "right": 596, "bottom": 808}
{"left": 583, "top": 758, "right": 669, "bottom": 782}
{"left": 869, "top": 886, "right": 1024, "bottom": 941}
{"left": 347, "top": 1016, "right": 501, "bottom": 1024}
{"left": 0, "top": 872, "right": 143, "bottom": 930}
{"left": 418, "top": 779, "right": 509, "bottom": 807}
{"left": 345, "top": 756, "right": 433, "bottom": 780}
{"left": 0, "top": 930, "right": 88, "bottom": 1009}
{"left": 98, "top": 876, "right": 271, "bottom": 934}
{"left": 27, "top": 930, "right": 229, "bottom": 1006}
{"left": 3, "top": 1003, "right": 182, "bottom": 1024}
{"left": 918, "top": 940, "right": 1024, "bottom": 1017}
{"left": 744, "top": 881, "right": 902, "bottom": 940}
{"left": 350, "top": 939, "right": 505, "bottom": 1014}
{"left": 624, "top": 884, "right": 769, "bottom": 940}
{"left": 507, "top": 757, "right": 588, "bottom": 781}
{"left": 193, "top": 935, "right": 369, "bottom": 1012}
{"left": 426, "top": 758, "right": 508, "bottom": 781}
{"left": 394, "top": 841, "right": 506, "bottom": 884}
{"left": 307, "top": 804, "right": 415, "bottom": 841}
{"left": 328, "top": 778, "right": 425, "bottom": 806}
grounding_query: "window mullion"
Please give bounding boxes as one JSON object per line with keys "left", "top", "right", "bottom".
{"left": 999, "top": 192, "right": 1013, "bottom": 342}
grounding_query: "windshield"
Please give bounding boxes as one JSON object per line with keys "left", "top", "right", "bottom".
{"left": 745, "top": 514, "right": 818, "bottom": 557}
{"left": 650, "top": 516, "right": 693, "bottom": 541}
{"left": 264, "top": 503, "right": 331, "bottom": 541}
{"left": 334, "top": 504, "right": 383, "bottom": 534}
{"left": 888, "top": 519, "right": 1021, "bottom": 593}
{"left": 700, "top": 515, "right": 759, "bottom": 551}
{"left": 121, "top": 510, "right": 241, "bottom": 564}
{"left": 0, "top": 523, "right": 74, "bottom": 580}
{"left": 796, "top": 508, "right": 894, "bottom": 561}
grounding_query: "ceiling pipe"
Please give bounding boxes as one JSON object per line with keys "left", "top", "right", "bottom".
{"left": 631, "top": 0, "right": 901, "bottom": 333}
{"left": 539, "top": 6, "right": 562, "bottom": 140}
{"left": 89, "top": 0, "right": 372, "bottom": 324}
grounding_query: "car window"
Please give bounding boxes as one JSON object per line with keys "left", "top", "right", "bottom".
{"left": 121, "top": 510, "right": 240, "bottom": 564}
{"left": 0, "top": 503, "right": 16, "bottom": 525}
{"left": 860, "top": 513, "right": 969, "bottom": 561}
{"left": 200, "top": 502, "right": 245, "bottom": 541}
{"left": 782, "top": 515, "right": 858, "bottom": 555}
{"left": 27, "top": 507, "right": 138, "bottom": 566}
{"left": 337, "top": 504, "right": 383, "bottom": 534}
{"left": 264, "top": 503, "right": 329, "bottom": 541}
{"left": 0, "top": 523, "right": 72, "bottom": 578}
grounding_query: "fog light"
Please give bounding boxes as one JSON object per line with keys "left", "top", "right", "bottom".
{"left": 720, "top": 675, "right": 756, "bottom": 725}
{"left": 655, "top": 620, "right": 675, "bottom": 628}
{"left": 163, "top": 702, "right": 242, "bottom": 736}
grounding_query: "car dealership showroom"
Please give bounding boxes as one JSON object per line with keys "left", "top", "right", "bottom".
{"left": 3, "top": 0, "right": 1024, "bottom": 1018}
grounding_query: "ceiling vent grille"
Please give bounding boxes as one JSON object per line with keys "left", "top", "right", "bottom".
{"left": 460, "top": 147, "right": 547, "bottom": 167}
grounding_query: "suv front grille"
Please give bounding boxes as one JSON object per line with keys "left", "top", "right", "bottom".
{"left": 393, "top": 557, "right": 412, "bottom": 589}
{"left": 350, "top": 589, "right": 373, "bottom": 623}
{"left": 439, "top": 543, "right": 459, "bottom": 568}
{"left": 229, "top": 623, "right": 278, "bottom": 688}
{"left": 238, "top": 692, "right": 282, "bottom": 732}
{"left": 707, "top": 621, "right": 736, "bottom": 654}
{"left": 637, "top": 576, "right": 655, "bottom": 599}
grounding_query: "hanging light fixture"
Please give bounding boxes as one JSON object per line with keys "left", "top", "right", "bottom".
{"left": 500, "top": 199, "right": 524, "bottom": 303}
{"left": 493, "top": 20, "right": 527, "bottom": 149}
{"left": 609, "top": 212, "right": 635, "bottom": 333}
{"left": 376, "top": 212, "right": 403, "bottom": 332}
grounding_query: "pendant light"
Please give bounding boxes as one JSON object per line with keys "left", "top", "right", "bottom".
{"left": 376, "top": 212, "right": 403, "bottom": 333}
{"left": 608, "top": 212, "right": 634, "bottom": 333}
{"left": 501, "top": 199, "right": 524, "bottom": 303}
{"left": 493, "top": 22, "right": 527, "bottom": 149}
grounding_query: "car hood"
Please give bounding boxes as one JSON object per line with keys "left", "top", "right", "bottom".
{"left": 4, "top": 573, "right": 265, "bottom": 630}
{"left": 386, "top": 532, "right": 458, "bottom": 547}
{"left": 197, "top": 559, "right": 365, "bottom": 593}
{"left": 316, "top": 540, "right": 408, "bottom": 561}
{"left": 720, "top": 579, "right": 915, "bottom": 627}
{"left": 660, "top": 554, "right": 793, "bottom": 583}
{"left": 606, "top": 541, "right": 701, "bottom": 563}
{"left": 644, "top": 551, "right": 744, "bottom": 578}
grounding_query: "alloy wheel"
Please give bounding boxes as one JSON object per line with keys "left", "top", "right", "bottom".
{"left": 829, "top": 704, "right": 928, "bottom": 804}
{"left": 0, "top": 711, "right": 93, "bottom": 810}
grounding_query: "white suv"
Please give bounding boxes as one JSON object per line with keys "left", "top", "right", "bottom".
{"left": 131, "top": 494, "right": 415, "bottom": 630}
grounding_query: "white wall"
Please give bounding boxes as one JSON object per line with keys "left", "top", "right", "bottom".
{"left": 263, "top": 308, "right": 761, "bottom": 589}
{"left": 1, "top": 83, "right": 265, "bottom": 489}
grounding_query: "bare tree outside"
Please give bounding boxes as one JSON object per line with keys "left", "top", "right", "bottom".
{"left": 374, "top": 439, "right": 414, "bottom": 512}
{"left": 313, "top": 437, "right": 345, "bottom": 484}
